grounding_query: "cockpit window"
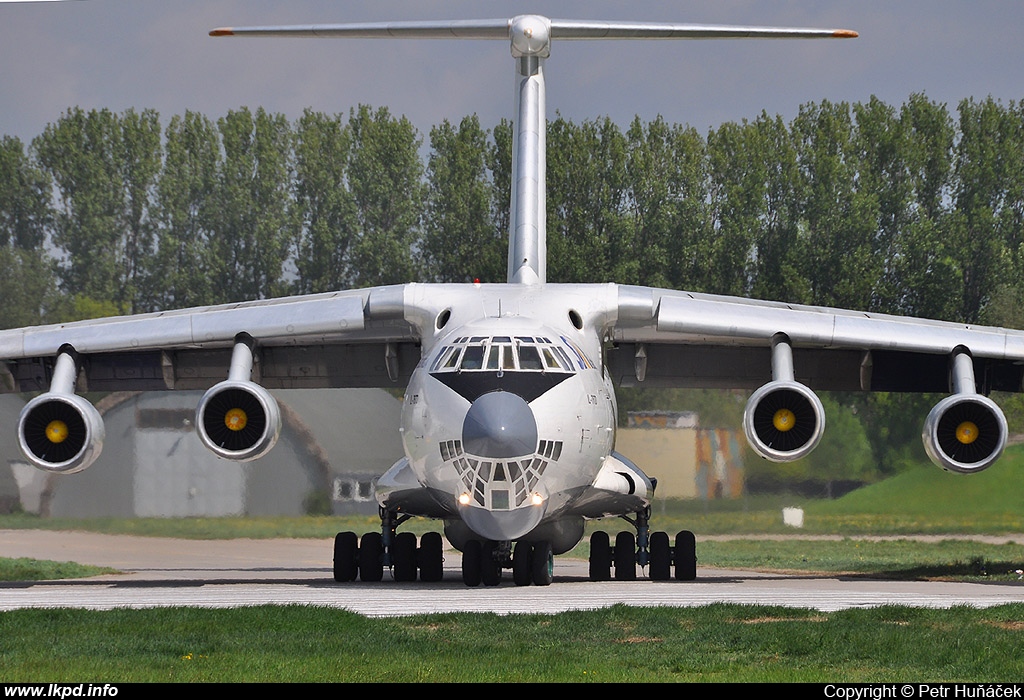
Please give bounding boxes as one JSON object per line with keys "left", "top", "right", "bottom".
{"left": 518, "top": 345, "right": 543, "bottom": 370}
{"left": 460, "top": 345, "right": 485, "bottom": 370}
{"left": 431, "top": 335, "right": 576, "bottom": 374}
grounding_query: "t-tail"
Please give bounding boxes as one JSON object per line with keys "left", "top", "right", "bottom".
{"left": 211, "top": 16, "right": 857, "bottom": 285}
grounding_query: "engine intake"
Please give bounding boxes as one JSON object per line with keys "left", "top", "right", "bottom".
{"left": 743, "top": 380, "right": 825, "bottom": 462}
{"left": 923, "top": 394, "right": 1006, "bottom": 474}
{"left": 18, "top": 393, "right": 105, "bottom": 474}
{"left": 196, "top": 380, "right": 281, "bottom": 461}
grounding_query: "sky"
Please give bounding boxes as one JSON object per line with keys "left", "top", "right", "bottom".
{"left": 1, "top": 1, "right": 1023, "bottom": 145}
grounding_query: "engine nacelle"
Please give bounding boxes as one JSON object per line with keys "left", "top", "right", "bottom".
{"left": 743, "top": 380, "right": 825, "bottom": 462}
{"left": 196, "top": 380, "right": 281, "bottom": 461}
{"left": 18, "top": 393, "right": 105, "bottom": 474}
{"left": 923, "top": 393, "right": 1007, "bottom": 474}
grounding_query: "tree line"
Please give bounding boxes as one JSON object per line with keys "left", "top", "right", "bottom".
{"left": 2, "top": 95, "right": 1024, "bottom": 330}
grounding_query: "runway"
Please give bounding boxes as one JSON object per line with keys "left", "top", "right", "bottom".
{"left": 3, "top": 530, "right": 1024, "bottom": 616}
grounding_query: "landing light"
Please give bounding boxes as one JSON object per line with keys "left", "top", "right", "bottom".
{"left": 530, "top": 492, "right": 545, "bottom": 506}
{"left": 458, "top": 492, "right": 472, "bottom": 506}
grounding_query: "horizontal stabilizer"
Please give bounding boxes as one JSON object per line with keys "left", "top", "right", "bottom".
{"left": 211, "top": 17, "right": 857, "bottom": 42}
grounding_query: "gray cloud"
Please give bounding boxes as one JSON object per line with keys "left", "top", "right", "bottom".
{"left": 1, "top": 0, "right": 1022, "bottom": 143}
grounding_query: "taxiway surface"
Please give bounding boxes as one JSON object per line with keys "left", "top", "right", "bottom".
{"left": 3, "top": 530, "right": 1024, "bottom": 616}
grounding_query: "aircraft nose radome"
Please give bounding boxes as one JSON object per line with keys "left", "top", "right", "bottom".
{"left": 459, "top": 502, "right": 546, "bottom": 542}
{"left": 462, "top": 391, "right": 538, "bottom": 458}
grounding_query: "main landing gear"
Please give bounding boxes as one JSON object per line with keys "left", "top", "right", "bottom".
{"left": 332, "top": 507, "right": 695, "bottom": 585}
{"left": 588, "top": 507, "right": 697, "bottom": 581}
{"left": 333, "top": 508, "right": 444, "bottom": 583}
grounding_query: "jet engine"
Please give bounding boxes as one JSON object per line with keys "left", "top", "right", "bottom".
{"left": 742, "top": 333, "right": 825, "bottom": 462}
{"left": 922, "top": 349, "right": 1006, "bottom": 473}
{"left": 196, "top": 379, "right": 281, "bottom": 461}
{"left": 17, "top": 347, "right": 104, "bottom": 474}
{"left": 18, "top": 392, "right": 105, "bottom": 474}
{"left": 743, "top": 380, "right": 825, "bottom": 462}
{"left": 923, "top": 394, "right": 1006, "bottom": 474}
{"left": 195, "top": 334, "right": 281, "bottom": 461}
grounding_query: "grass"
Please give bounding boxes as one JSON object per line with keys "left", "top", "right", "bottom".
{"left": 2, "top": 447, "right": 1024, "bottom": 682}
{"left": 696, "top": 538, "right": 1024, "bottom": 579}
{"left": 0, "top": 557, "right": 114, "bottom": 581}
{"left": 1, "top": 604, "right": 1024, "bottom": 682}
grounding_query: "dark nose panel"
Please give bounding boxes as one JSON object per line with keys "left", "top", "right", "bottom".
{"left": 462, "top": 391, "right": 538, "bottom": 458}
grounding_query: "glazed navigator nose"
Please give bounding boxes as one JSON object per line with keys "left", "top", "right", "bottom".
{"left": 462, "top": 391, "right": 538, "bottom": 458}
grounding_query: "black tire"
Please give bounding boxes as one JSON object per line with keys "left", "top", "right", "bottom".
{"left": 358, "top": 532, "right": 384, "bottom": 582}
{"left": 512, "top": 541, "right": 533, "bottom": 586}
{"left": 462, "top": 539, "right": 482, "bottom": 587}
{"left": 614, "top": 531, "right": 637, "bottom": 581}
{"left": 589, "top": 531, "right": 611, "bottom": 581}
{"left": 393, "top": 531, "right": 418, "bottom": 582}
{"left": 481, "top": 540, "right": 502, "bottom": 586}
{"left": 333, "top": 531, "right": 358, "bottom": 582}
{"left": 649, "top": 531, "right": 671, "bottom": 581}
{"left": 674, "top": 530, "right": 697, "bottom": 581}
{"left": 532, "top": 540, "right": 553, "bottom": 586}
{"left": 419, "top": 532, "right": 444, "bottom": 582}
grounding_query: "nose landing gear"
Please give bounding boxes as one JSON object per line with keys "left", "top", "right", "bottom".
{"left": 461, "top": 539, "right": 554, "bottom": 587}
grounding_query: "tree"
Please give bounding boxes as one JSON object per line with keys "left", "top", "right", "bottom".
{"left": 215, "top": 107, "right": 293, "bottom": 302}
{"left": 346, "top": 105, "right": 423, "bottom": 287}
{"left": 32, "top": 108, "right": 161, "bottom": 314}
{"left": 546, "top": 116, "right": 630, "bottom": 283}
{"left": 0, "top": 135, "right": 51, "bottom": 250}
{"left": 421, "top": 115, "right": 503, "bottom": 283}
{"left": 950, "top": 98, "right": 1015, "bottom": 323}
{"left": 791, "top": 100, "right": 878, "bottom": 310}
{"left": 626, "top": 116, "right": 708, "bottom": 290}
{"left": 0, "top": 136, "right": 57, "bottom": 329}
{"left": 291, "top": 109, "right": 357, "bottom": 294}
{"left": 152, "top": 111, "right": 223, "bottom": 309}
{"left": 883, "top": 94, "right": 960, "bottom": 321}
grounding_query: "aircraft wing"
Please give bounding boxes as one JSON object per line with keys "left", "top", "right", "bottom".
{"left": 0, "top": 285, "right": 420, "bottom": 394}
{"left": 608, "top": 284, "right": 1024, "bottom": 395}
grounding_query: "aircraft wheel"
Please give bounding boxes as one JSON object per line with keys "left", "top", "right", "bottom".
{"left": 614, "top": 531, "right": 637, "bottom": 581}
{"left": 589, "top": 531, "right": 611, "bottom": 581}
{"left": 674, "top": 530, "right": 697, "bottom": 581}
{"left": 649, "top": 531, "right": 672, "bottom": 581}
{"left": 481, "top": 540, "right": 502, "bottom": 586}
{"left": 512, "top": 541, "right": 533, "bottom": 586}
{"left": 462, "top": 540, "right": 482, "bottom": 587}
{"left": 333, "top": 531, "right": 358, "bottom": 582}
{"left": 532, "top": 540, "right": 553, "bottom": 586}
{"left": 393, "top": 531, "right": 418, "bottom": 582}
{"left": 419, "top": 532, "right": 444, "bottom": 582}
{"left": 358, "top": 532, "right": 384, "bottom": 582}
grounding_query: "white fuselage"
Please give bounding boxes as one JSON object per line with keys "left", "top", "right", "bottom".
{"left": 380, "top": 282, "right": 626, "bottom": 544}
{"left": 400, "top": 315, "right": 617, "bottom": 542}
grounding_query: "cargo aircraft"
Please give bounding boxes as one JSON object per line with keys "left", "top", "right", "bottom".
{"left": 2, "top": 16, "right": 1020, "bottom": 587}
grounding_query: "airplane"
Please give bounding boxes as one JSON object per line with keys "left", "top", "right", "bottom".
{"left": 2, "top": 15, "right": 1020, "bottom": 588}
